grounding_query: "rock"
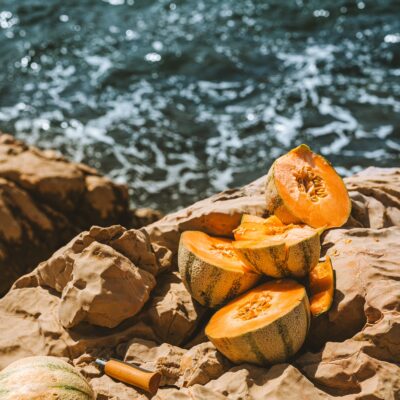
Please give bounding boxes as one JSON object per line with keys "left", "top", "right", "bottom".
{"left": 14, "top": 225, "right": 167, "bottom": 292}
{"left": 0, "top": 166, "right": 400, "bottom": 400}
{"left": 90, "top": 374, "right": 148, "bottom": 400}
{"left": 297, "top": 339, "right": 400, "bottom": 398}
{"left": 121, "top": 338, "right": 186, "bottom": 386}
{"left": 0, "top": 285, "right": 158, "bottom": 369}
{"left": 178, "top": 342, "right": 231, "bottom": 387}
{"left": 203, "top": 364, "right": 332, "bottom": 400}
{"left": 297, "top": 226, "right": 400, "bottom": 398}
{"left": 59, "top": 242, "right": 156, "bottom": 328}
{"left": 144, "top": 177, "right": 267, "bottom": 253}
{"left": 147, "top": 272, "right": 207, "bottom": 346}
{"left": 154, "top": 386, "right": 228, "bottom": 400}
{"left": 344, "top": 167, "right": 400, "bottom": 228}
{"left": 132, "top": 208, "right": 163, "bottom": 228}
{"left": 0, "top": 134, "right": 135, "bottom": 295}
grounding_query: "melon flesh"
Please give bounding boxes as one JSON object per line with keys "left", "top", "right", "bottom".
{"left": 233, "top": 216, "right": 321, "bottom": 278}
{"left": 206, "top": 280, "right": 310, "bottom": 365}
{"left": 178, "top": 231, "right": 261, "bottom": 307}
{"left": 309, "top": 256, "right": 335, "bottom": 317}
{"left": 265, "top": 144, "right": 351, "bottom": 228}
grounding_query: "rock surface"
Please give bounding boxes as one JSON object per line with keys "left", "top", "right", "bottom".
{"left": 0, "top": 166, "right": 400, "bottom": 399}
{"left": 0, "top": 134, "right": 161, "bottom": 295}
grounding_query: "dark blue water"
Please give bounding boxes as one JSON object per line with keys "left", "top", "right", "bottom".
{"left": 0, "top": 0, "right": 399, "bottom": 212}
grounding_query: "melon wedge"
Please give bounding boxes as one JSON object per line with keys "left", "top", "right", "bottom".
{"left": 233, "top": 216, "right": 321, "bottom": 278}
{"left": 309, "top": 256, "right": 335, "bottom": 317}
{"left": 178, "top": 231, "right": 261, "bottom": 307}
{"left": 206, "top": 279, "right": 310, "bottom": 365}
{"left": 265, "top": 144, "right": 351, "bottom": 228}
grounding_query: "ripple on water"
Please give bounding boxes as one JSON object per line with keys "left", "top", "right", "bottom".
{"left": 0, "top": 0, "right": 399, "bottom": 211}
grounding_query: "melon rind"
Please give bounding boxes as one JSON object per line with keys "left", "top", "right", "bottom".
{"left": 206, "top": 283, "right": 310, "bottom": 365}
{"left": 0, "top": 356, "right": 95, "bottom": 400}
{"left": 233, "top": 229, "right": 320, "bottom": 278}
{"left": 178, "top": 237, "right": 261, "bottom": 308}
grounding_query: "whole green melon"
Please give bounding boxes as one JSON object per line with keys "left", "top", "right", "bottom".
{"left": 0, "top": 356, "right": 95, "bottom": 400}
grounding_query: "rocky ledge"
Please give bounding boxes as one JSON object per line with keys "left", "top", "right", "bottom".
{"left": 0, "top": 166, "right": 399, "bottom": 399}
{"left": 0, "top": 134, "right": 161, "bottom": 295}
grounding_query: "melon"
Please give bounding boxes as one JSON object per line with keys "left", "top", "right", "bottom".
{"left": 265, "top": 144, "right": 351, "bottom": 228}
{"left": 309, "top": 256, "right": 335, "bottom": 317}
{"left": 232, "top": 215, "right": 321, "bottom": 278}
{"left": 205, "top": 279, "right": 310, "bottom": 365}
{"left": 178, "top": 231, "right": 261, "bottom": 307}
{"left": 0, "top": 356, "right": 95, "bottom": 400}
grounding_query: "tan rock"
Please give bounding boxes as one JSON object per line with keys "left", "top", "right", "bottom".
{"left": 204, "top": 364, "right": 332, "bottom": 400}
{"left": 144, "top": 176, "right": 267, "bottom": 253}
{"left": 154, "top": 386, "right": 228, "bottom": 400}
{"left": 0, "top": 134, "right": 131, "bottom": 295}
{"left": 0, "top": 166, "right": 400, "bottom": 400}
{"left": 147, "top": 272, "right": 207, "bottom": 346}
{"left": 297, "top": 339, "right": 400, "bottom": 399}
{"left": 90, "top": 374, "right": 148, "bottom": 400}
{"left": 0, "top": 285, "right": 158, "bottom": 369}
{"left": 178, "top": 342, "right": 231, "bottom": 387}
{"left": 132, "top": 207, "right": 163, "bottom": 228}
{"left": 58, "top": 242, "right": 156, "bottom": 328}
{"left": 344, "top": 167, "right": 400, "bottom": 228}
{"left": 121, "top": 338, "right": 186, "bottom": 386}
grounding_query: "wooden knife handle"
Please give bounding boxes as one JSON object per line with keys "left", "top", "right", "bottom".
{"left": 104, "top": 359, "right": 161, "bottom": 395}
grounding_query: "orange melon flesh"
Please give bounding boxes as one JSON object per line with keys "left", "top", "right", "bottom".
{"left": 233, "top": 215, "right": 295, "bottom": 241}
{"left": 268, "top": 144, "right": 351, "bottom": 228}
{"left": 182, "top": 231, "right": 251, "bottom": 273}
{"left": 206, "top": 280, "right": 306, "bottom": 338}
{"left": 309, "top": 256, "right": 334, "bottom": 317}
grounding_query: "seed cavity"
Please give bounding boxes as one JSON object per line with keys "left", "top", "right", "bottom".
{"left": 294, "top": 166, "right": 327, "bottom": 202}
{"left": 210, "top": 243, "right": 235, "bottom": 258}
{"left": 235, "top": 224, "right": 295, "bottom": 237}
{"left": 235, "top": 293, "right": 272, "bottom": 320}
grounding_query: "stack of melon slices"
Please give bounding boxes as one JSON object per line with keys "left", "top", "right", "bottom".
{"left": 178, "top": 145, "right": 350, "bottom": 365}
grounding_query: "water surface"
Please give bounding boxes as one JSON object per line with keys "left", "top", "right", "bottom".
{"left": 0, "top": 0, "right": 399, "bottom": 211}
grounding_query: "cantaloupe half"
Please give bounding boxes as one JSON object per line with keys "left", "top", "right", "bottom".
{"left": 265, "top": 144, "right": 351, "bottom": 228}
{"left": 206, "top": 279, "right": 310, "bottom": 365}
{"left": 0, "top": 356, "right": 95, "bottom": 400}
{"left": 309, "top": 256, "right": 334, "bottom": 317}
{"left": 178, "top": 231, "right": 261, "bottom": 308}
{"left": 232, "top": 215, "right": 321, "bottom": 278}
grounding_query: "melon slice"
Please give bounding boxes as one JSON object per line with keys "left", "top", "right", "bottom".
{"left": 233, "top": 216, "right": 321, "bottom": 278}
{"left": 309, "top": 256, "right": 334, "bottom": 317}
{"left": 265, "top": 144, "right": 351, "bottom": 228}
{"left": 233, "top": 214, "right": 290, "bottom": 241}
{"left": 205, "top": 279, "right": 310, "bottom": 365}
{"left": 178, "top": 231, "right": 261, "bottom": 308}
{"left": 0, "top": 356, "right": 95, "bottom": 400}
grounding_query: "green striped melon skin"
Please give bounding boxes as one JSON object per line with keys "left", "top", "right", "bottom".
{"left": 206, "top": 284, "right": 310, "bottom": 365}
{"left": 178, "top": 239, "right": 261, "bottom": 308}
{"left": 233, "top": 230, "right": 320, "bottom": 278}
{"left": 0, "top": 356, "right": 94, "bottom": 400}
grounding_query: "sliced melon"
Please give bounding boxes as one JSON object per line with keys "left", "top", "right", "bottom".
{"left": 265, "top": 144, "right": 351, "bottom": 228}
{"left": 233, "top": 217, "right": 321, "bottom": 278}
{"left": 205, "top": 279, "right": 310, "bottom": 365}
{"left": 233, "top": 214, "right": 290, "bottom": 241}
{"left": 178, "top": 231, "right": 261, "bottom": 308}
{"left": 0, "top": 356, "right": 95, "bottom": 400}
{"left": 309, "top": 256, "right": 334, "bottom": 317}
